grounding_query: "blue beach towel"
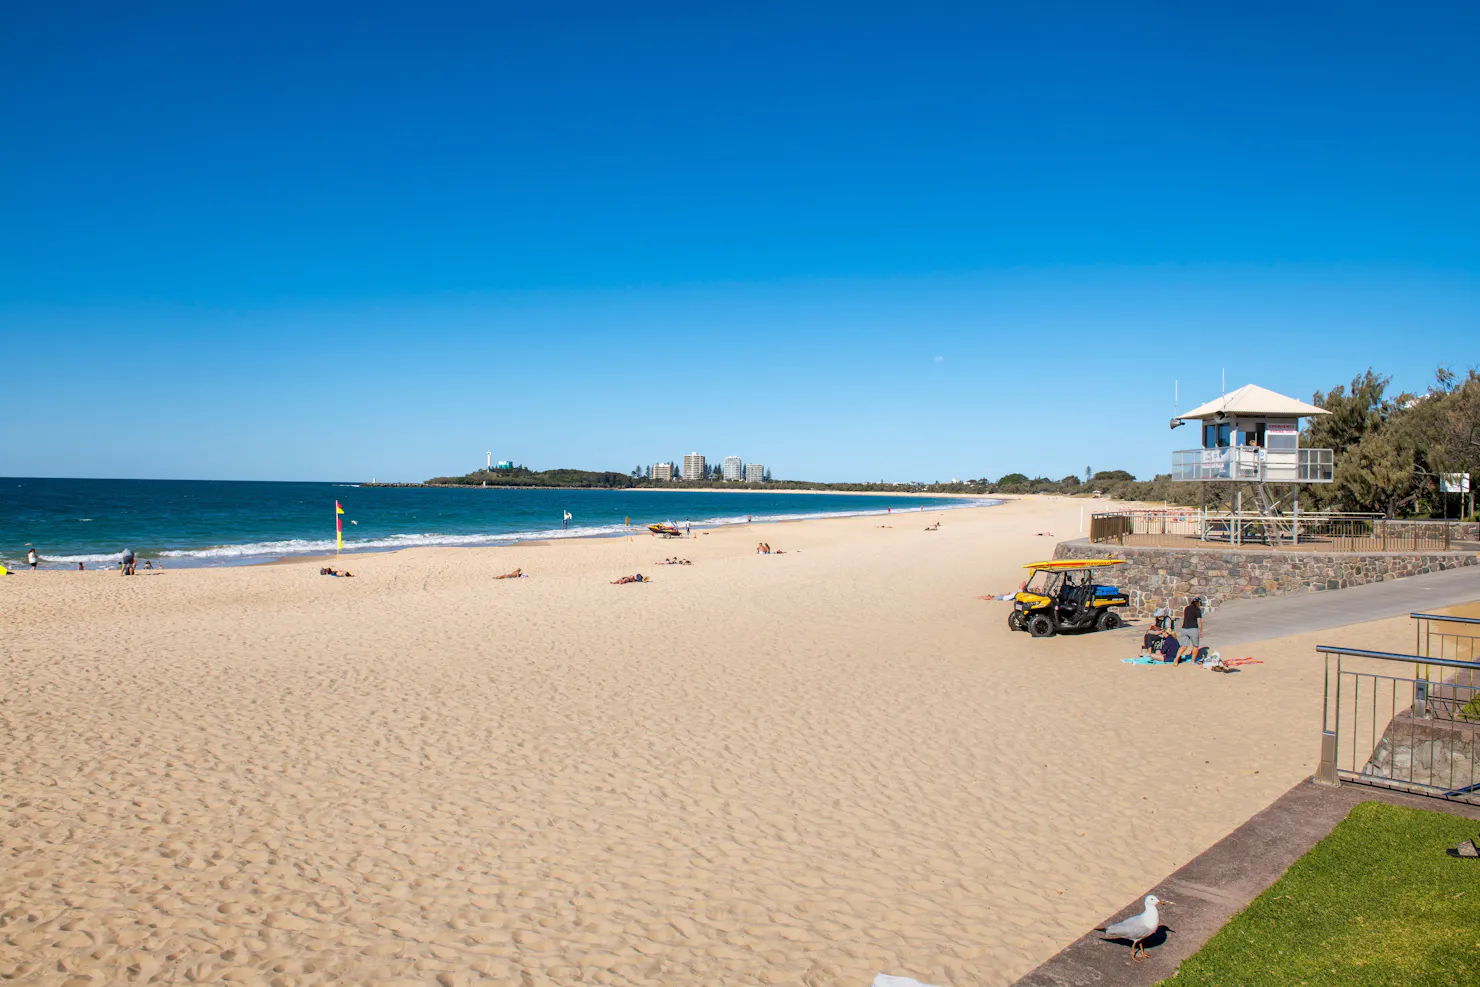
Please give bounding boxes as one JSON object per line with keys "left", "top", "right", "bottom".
{"left": 1121, "top": 656, "right": 1168, "bottom": 665}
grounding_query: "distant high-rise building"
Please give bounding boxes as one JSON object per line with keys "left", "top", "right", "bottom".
{"left": 651, "top": 462, "right": 674, "bottom": 482}
{"left": 683, "top": 453, "right": 706, "bottom": 483}
{"left": 744, "top": 463, "right": 765, "bottom": 483}
{"left": 722, "top": 456, "right": 743, "bottom": 481}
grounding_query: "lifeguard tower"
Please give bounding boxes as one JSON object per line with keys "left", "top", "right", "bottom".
{"left": 1170, "top": 383, "right": 1334, "bottom": 545}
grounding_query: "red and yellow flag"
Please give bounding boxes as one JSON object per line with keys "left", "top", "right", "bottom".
{"left": 335, "top": 501, "right": 345, "bottom": 552}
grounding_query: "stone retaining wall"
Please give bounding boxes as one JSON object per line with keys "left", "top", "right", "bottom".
{"left": 1053, "top": 539, "right": 1480, "bottom": 617}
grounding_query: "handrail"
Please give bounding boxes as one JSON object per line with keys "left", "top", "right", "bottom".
{"left": 1411, "top": 612, "right": 1480, "bottom": 627}
{"left": 1315, "top": 645, "right": 1480, "bottom": 672}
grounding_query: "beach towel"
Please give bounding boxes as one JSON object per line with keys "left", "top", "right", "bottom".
{"left": 874, "top": 976, "right": 949, "bottom": 987}
{"left": 1220, "top": 657, "right": 1264, "bottom": 667}
{"left": 1121, "top": 656, "right": 1170, "bottom": 665}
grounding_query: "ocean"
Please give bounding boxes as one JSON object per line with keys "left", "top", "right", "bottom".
{"left": 1, "top": 478, "right": 994, "bottom": 568}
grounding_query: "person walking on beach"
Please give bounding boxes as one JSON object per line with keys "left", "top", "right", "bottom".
{"left": 120, "top": 548, "right": 135, "bottom": 576}
{"left": 27, "top": 548, "right": 38, "bottom": 570}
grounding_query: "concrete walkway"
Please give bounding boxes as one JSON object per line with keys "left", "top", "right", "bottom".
{"left": 1010, "top": 780, "right": 1480, "bottom": 987}
{"left": 1202, "top": 563, "right": 1480, "bottom": 647}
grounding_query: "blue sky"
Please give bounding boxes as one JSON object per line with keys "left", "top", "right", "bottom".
{"left": 3, "top": 3, "right": 1477, "bottom": 482}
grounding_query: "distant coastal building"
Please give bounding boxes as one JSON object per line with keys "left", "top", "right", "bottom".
{"left": 651, "top": 462, "right": 674, "bottom": 482}
{"left": 683, "top": 453, "right": 706, "bottom": 482}
{"left": 744, "top": 463, "right": 765, "bottom": 483}
{"left": 722, "top": 456, "right": 743, "bottom": 481}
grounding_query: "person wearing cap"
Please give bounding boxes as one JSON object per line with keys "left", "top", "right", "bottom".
{"left": 1141, "top": 607, "right": 1173, "bottom": 657}
{"left": 1180, "top": 597, "right": 1205, "bottom": 653}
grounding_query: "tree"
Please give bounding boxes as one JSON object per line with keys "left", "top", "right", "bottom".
{"left": 763, "top": 468, "right": 772, "bottom": 482}
{"left": 1306, "top": 369, "right": 1392, "bottom": 454}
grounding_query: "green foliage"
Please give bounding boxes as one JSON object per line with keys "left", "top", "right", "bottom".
{"left": 1162, "top": 801, "right": 1480, "bottom": 987}
{"left": 1305, "top": 369, "right": 1394, "bottom": 454}
{"left": 1308, "top": 368, "right": 1480, "bottom": 517}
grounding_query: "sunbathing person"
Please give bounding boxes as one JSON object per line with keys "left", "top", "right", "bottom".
{"left": 494, "top": 568, "right": 525, "bottom": 579}
{"left": 610, "top": 573, "right": 648, "bottom": 584}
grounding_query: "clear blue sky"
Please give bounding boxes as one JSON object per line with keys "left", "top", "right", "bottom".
{"left": 3, "top": 3, "right": 1477, "bottom": 482}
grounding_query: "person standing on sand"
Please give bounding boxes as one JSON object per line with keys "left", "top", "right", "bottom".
{"left": 1180, "top": 596, "right": 1204, "bottom": 653}
{"left": 27, "top": 548, "right": 39, "bottom": 570}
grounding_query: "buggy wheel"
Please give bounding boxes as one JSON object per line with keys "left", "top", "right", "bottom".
{"left": 1097, "top": 610, "right": 1124, "bottom": 631}
{"left": 1007, "top": 611, "right": 1026, "bottom": 632}
{"left": 1028, "top": 614, "right": 1056, "bottom": 638}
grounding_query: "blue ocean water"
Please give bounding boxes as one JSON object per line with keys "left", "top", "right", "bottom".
{"left": 0, "top": 478, "right": 993, "bottom": 568}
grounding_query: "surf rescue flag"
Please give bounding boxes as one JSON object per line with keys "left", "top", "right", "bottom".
{"left": 336, "top": 501, "right": 345, "bottom": 551}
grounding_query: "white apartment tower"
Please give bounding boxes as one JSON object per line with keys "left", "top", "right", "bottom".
{"left": 744, "top": 463, "right": 765, "bottom": 482}
{"left": 722, "top": 456, "right": 743, "bottom": 481}
{"left": 651, "top": 462, "right": 674, "bottom": 482}
{"left": 683, "top": 453, "right": 706, "bottom": 482}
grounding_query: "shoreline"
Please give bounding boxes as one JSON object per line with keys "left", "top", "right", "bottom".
{"left": 21, "top": 496, "right": 1004, "bottom": 570}
{"left": 366, "top": 483, "right": 998, "bottom": 496}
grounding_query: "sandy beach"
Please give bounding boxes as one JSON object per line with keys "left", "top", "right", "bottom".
{"left": 0, "top": 496, "right": 1434, "bottom": 986}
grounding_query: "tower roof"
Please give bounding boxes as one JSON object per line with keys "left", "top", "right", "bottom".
{"left": 1179, "top": 384, "right": 1330, "bottom": 421}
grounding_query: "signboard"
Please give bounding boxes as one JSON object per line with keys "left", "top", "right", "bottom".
{"left": 1441, "top": 473, "right": 1471, "bottom": 494}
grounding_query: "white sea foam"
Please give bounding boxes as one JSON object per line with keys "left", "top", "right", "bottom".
{"left": 45, "top": 551, "right": 128, "bottom": 563}
{"left": 41, "top": 499, "right": 997, "bottom": 566}
{"left": 156, "top": 524, "right": 635, "bottom": 560}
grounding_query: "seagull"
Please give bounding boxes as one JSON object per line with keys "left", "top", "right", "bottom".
{"left": 1096, "top": 894, "right": 1172, "bottom": 961}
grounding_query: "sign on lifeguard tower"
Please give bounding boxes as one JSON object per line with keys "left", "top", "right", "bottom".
{"left": 1170, "top": 384, "right": 1333, "bottom": 485}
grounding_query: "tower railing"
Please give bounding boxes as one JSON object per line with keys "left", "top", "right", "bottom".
{"left": 1171, "top": 446, "right": 1334, "bottom": 482}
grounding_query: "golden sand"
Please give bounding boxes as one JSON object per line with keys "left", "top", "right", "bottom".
{"left": 0, "top": 497, "right": 1429, "bottom": 986}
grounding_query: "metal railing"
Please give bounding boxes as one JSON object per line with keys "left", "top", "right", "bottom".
{"left": 1415, "top": 612, "right": 1480, "bottom": 665}
{"left": 1316, "top": 645, "right": 1480, "bottom": 802}
{"left": 1171, "top": 447, "right": 1334, "bottom": 483}
{"left": 1172, "top": 447, "right": 1262, "bottom": 482}
{"left": 1088, "top": 510, "right": 1464, "bottom": 552}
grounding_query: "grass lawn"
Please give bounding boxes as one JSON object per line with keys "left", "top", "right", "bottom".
{"left": 1162, "top": 800, "right": 1480, "bottom": 987}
